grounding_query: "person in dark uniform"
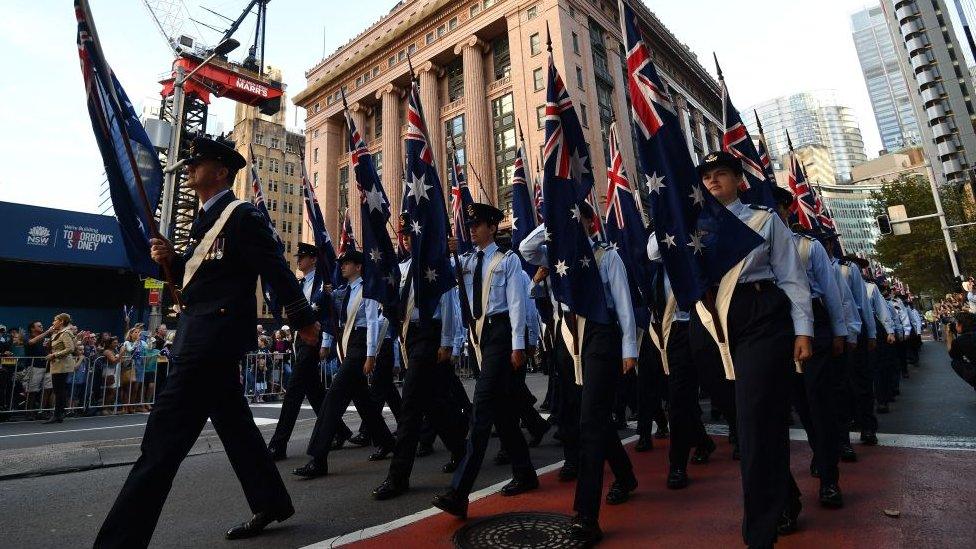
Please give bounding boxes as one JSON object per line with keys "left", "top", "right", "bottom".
{"left": 371, "top": 218, "right": 468, "bottom": 500}
{"left": 432, "top": 202, "right": 538, "bottom": 519}
{"left": 94, "top": 136, "right": 320, "bottom": 548}
{"left": 292, "top": 250, "right": 396, "bottom": 478}
{"left": 690, "top": 152, "right": 813, "bottom": 548}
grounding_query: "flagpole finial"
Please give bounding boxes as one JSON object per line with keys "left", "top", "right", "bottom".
{"left": 406, "top": 51, "right": 417, "bottom": 82}
{"left": 546, "top": 22, "right": 552, "bottom": 52}
{"left": 517, "top": 119, "right": 524, "bottom": 143}
{"left": 340, "top": 88, "right": 349, "bottom": 110}
{"left": 786, "top": 130, "right": 794, "bottom": 151}
{"left": 713, "top": 53, "right": 723, "bottom": 80}
{"left": 754, "top": 109, "right": 763, "bottom": 133}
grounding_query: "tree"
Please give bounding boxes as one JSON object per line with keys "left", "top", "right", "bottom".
{"left": 870, "top": 174, "right": 976, "bottom": 296}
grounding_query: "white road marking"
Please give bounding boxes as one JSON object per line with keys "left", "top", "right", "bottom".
{"left": 0, "top": 414, "right": 278, "bottom": 438}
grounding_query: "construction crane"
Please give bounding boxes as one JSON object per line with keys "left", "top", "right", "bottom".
{"left": 142, "top": 0, "right": 282, "bottom": 252}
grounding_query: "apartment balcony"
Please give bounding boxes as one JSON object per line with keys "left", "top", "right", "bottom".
{"left": 900, "top": 17, "right": 923, "bottom": 38}
{"left": 921, "top": 87, "right": 942, "bottom": 104}
{"left": 910, "top": 53, "right": 931, "bottom": 72}
{"left": 917, "top": 69, "right": 938, "bottom": 86}
{"left": 906, "top": 36, "right": 928, "bottom": 54}
{"left": 943, "top": 157, "right": 963, "bottom": 175}
{"left": 932, "top": 122, "right": 953, "bottom": 139}
{"left": 895, "top": 3, "right": 917, "bottom": 22}
{"left": 937, "top": 140, "right": 958, "bottom": 157}
{"left": 926, "top": 102, "right": 947, "bottom": 120}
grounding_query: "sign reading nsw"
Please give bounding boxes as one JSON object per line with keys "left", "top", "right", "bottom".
{"left": 0, "top": 201, "right": 128, "bottom": 269}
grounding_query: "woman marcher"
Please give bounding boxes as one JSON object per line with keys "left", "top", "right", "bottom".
{"left": 44, "top": 313, "right": 77, "bottom": 424}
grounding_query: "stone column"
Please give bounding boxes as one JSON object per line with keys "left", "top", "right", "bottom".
{"left": 708, "top": 124, "right": 722, "bottom": 154}
{"left": 674, "top": 94, "right": 696, "bottom": 163}
{"left": 320, "top": 117, "right": 342, "bottom": 239}
{"left": 692, "top": 110, "right": 707, "bottom": 155}
{"left": 455, "top": 35, "right": 493, "bottom": 204}
{"left": 347, "top": 102, "right": 369, "bottom": 239}
{"left": 418, "top": 61, "right": 445, "bottom": 197}
{"left": 377, "top": 84, "right": 404, "bottom": 218}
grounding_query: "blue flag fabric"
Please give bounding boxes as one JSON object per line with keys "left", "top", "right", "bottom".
{"left": 541, "top": 46, "right": 610, "bottom": 324}
{"left": 622, "top": 3, "right": 763, "bottom": 310}
{"left": 344, "top": 112, "right": 399, "bottom": 307}
{"left": 249, "top": 145, "right": 285, "bottom": 323}
{"left": 511, "top": 143, "right": 538, "bottom": 275}
{"left": 76, "top": 0, "right": 162, "bottom": 278}
{"left": 403, "top": 77, "right": 457, "bottom": 322}
{"left": 719, "top": 71, "right": 777, "bottom": 210}
{"left": 300, "top": 162, "right": 339, "bottom": 337}
{"left": 448, "top": 145, "right": 475, "bottom": 255}
{"left": 603, "top": 122, "right": 652, "bottom": 329}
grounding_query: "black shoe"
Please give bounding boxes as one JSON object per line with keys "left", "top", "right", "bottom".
{"left": 840, "top": 444, "right": 858, "bottom": 463}
{"left": 372, "top": 478, "right": 409, "bottom": 500}
{"left": 331, "top": 431, "right": 350, "bottom": 450}
{"left": 528, "top": 423, "right": 551, "bottom": 448}
{"left": 777, "top": 508, "right": 799, "bottom": 535}
{"left": 432, "top": 490, "right": 468, "bottom": 519}
{"left": 860, "top": 431, "right": 878, "bottom": 446}
{"left": 568, "top": 514, "right": 603, "bottom": 544}
{"left": 292, "top": 459, "right": 328, "bottom": 478}
{"left": 690, "top": 437, "right": 716, "bottom": 464}
{"left": 42, "top": 416, "right": 64, "bottom": 425}
{"left": 442, "top": 456, "right": 461, "bottom": 474}
{"left": 666, "top": 466, "right": 689, "bottom": 490}
{"left": 500, "top": 475, "right": 539, "bottom": 496}
{"left": 558, "top": 463, "right": 579, "bottom": 481}
{"left": 809, "top": 460, "right": 819, "bottom": 478}
{"left": 368, "top": 444, "right": 394, "bottom": 461}
{"left": 268, "top": 444, "right": 286, "bottom": 462}
{"left": 876, "top": 404, "right": 890, "bottom": 414}
{"left": 349, "top": 432, "right": 370, "bottom": 447}
{"left": 634, "top": 436, "right": 653, "bottom": 452}
{"left": 493, "top": 449, "right": 510, "bottom": 465}
{"left": 416, "top": 444, "right": 434, "bottom": 457}
{"left": 819, "top": 483, "right": 844, "bottom": 509}
{"left": 225, "top": 507, "right": 294, "bottom": 540}
{"left": 606, "top": 477, "right": 638, "bottom": 505}
{"left": 654, "top": 419, "right": 670, "bottom": 439}
{"left": 731, "top": 443, "right": 741, "bottom": 461}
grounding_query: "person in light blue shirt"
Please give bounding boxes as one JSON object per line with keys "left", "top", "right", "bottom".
{"left": 865, "top": 278, "right": 897, "bottom": 414}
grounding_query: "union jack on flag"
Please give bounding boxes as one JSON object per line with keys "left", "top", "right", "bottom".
{"left": 543, "top": 53, "right": 582, "bottom": 187}
{"left": 448, "top": 144, "right": 474, "bottom": 255}
{"left": 337, "top": 208, "right": 357, "bottom": 256}
{"left": 787, "top": 150, "right": 820, "bottom": 231}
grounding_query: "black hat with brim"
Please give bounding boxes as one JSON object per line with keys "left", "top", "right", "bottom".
{"left": 464, "top": 202, "right": 505, "bottom": 227}
{"left": 338, "top": 249, "right": 365, "bottom": 265}
{"left": 186, "top": 135, "right": 247, "bottom": 171}
{"left": 696, "top": 151, "right": 743, "bottom": 178}
{"left": 296, "top": 242, "right": 318, "bottom": 257}
{"left": 772, "top": 186, "right": 794, "bottom": 209}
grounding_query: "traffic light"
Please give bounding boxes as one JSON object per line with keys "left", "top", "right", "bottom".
{"left": 876, "top": 214, "right": 892, "bottom": 235}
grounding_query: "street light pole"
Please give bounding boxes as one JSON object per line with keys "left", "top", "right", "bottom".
{"left": 924, "top": 161, "right": 962, "bottom": 278}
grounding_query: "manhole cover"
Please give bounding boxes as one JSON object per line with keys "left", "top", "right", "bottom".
{"left": 453, "top": 512, "right": 586, "bottom": 548}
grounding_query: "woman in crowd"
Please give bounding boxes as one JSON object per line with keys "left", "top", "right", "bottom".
{"left": 45, "top": 313, "right": 77, "bottom": 424}
{"left": 99, "top": 335, "right": 122, "bottom": 415}
{"left": 120, "top": 327, "right": 147, "bottom": 413}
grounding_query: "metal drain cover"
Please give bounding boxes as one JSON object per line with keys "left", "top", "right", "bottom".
{"left": 453, "top": 512, "right": 586, "bottom": 548}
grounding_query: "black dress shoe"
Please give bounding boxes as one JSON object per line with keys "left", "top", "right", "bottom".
{"left": 493, "top": 449, "right": 510, "bottom": 465}
{"left": 225, "top": 507, "right": 294, "bottom": 540}
{"left": 331, "top": 432, "right": 350, "bottom": 450}
{"left": 690, "top": 437, "right": 716, "bottom": 464}
{"left": 268, "top": 445, "right": 286, "bottom": 462}
{"left": 292, "top": 459, "right": 328, "bottom": 478}
{"left": 605, "top": 477, "right": 637, "bottom": 505}
{"left": 654, "top": 423, "right": 670, "bottom": 439}
{"left": 416, "top": 444, "right": 434, "bottom": 457}
{"left": 876, "top": 404, "right": 890, "bottom": 414}
{"left": 348, "top": 432, "right": 371, "bottom": 447}
{"left": 500, "top": 476, "right": 539, "bottom": 496}
{"left": 634, "top": 436, "right": 653, "bottom": 452}
{"left": 442, "top": 456, "right": 461, "bottom": 473}
{"left": 432, "top": 490, "right": 468, "bottom": 519}
{"left": 667, "top": 466, "right": 689, "bottom": 489}
{"left": 528, "top": 423, "right": 551, "bottom": 448}
{"left": 777, "top": 498, "right": 802, "bottom": 535}
{"left": 568, "top": 514, "right": 603, "bottom": 544}
{"left": 819, "top": 483, "right": 844, "bottom": 509}
{"left": 558, "top": 463, "right": 579, "bottom": 481}
{"left": 368, "top": 445, "right": 394, "bottom": 461}
{"left": 372, "top": 478, "right": 409, "bottom": 500}
{"left": 839, "top": 444, "right": 858, "bottom": 463}
{"left": 860, "top": 431, "right": 878, "bottom": 446}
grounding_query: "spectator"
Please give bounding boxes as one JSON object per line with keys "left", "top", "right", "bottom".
{"left": 0, "top": 324, "right": 10, "bottom": 356}
{"left": 26, "top": 320, "right": 52, "bottom": 417}
{"left": 151, "top": 324, "right": 170, "bottom": 399}
{"left": 98, "top": 335, "right": 121, "bottom": 415}
{"left": 121, "top": 327, "right": 148, "bottom": 413}
{"left": 67, "top": 329, "right": 91, "bottom": 412}
{"left": 949, "top": 312, "right": 976, "bottom": 391}
{"left": 45, "top": 313, "right": 77, "bottom": 424}
{"left": 272, "top": 329, "right": 291, "bottom": 390}
{"left": 965, "top": 277, "right": 976, "bottom": 312}
{"left": 0, "top": 326, "right": 15, "bottom": 417}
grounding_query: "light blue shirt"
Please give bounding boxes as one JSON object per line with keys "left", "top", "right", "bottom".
{"left": 885, "top": 300, "right": 902, "bottom": 337}
{"left": 793, "top": 234, "right": 846, "bottom": 338}
{"left": 726, "top": 200, "right": 813, "bottom": 337}
{"left": 461, "top": 241, "right": 527, "bottom": 350}
{"left": 842, "top": 263, "right": 876, "bottom": 339}
{"left": 518, "top": 270, "right": 541, "bottom": 348}
{"left": 831, "top": 259, "right": 860, "bottom": 343}
{"left": 909, "top": 307, "right": 923, "bottom": 334}
{"left": 200, "top": 189, "right": 231, "bottom": 212}
{"left": 399, "top": 258, "right": 460, "bottom": 348}
{"left": 865, "top": 282, "right": 894, "bottom": 335}
{"left": 299, "top": 270, "right": 316, "bottom": 302}
{"left": 646, "top": 232, "right": 690, "bottom": 322}
{"left": 321, "top": 276, "right": 380, "bottom": 356}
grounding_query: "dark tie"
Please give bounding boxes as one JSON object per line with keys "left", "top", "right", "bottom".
{"left": 399, "top": 271, "right": 414, "bottom": 321}
{"left": 340, "top": 288, "right": 351, "bottom": 325}
{"left": 472, "top": 251, "right": 485, "bottom": 320}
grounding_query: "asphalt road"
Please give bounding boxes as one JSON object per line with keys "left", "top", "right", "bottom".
{"left": 2, "top": 341, "right": 974, "bottom": 549}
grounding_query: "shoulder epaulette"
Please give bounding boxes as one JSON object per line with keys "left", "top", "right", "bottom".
{"left": 503, "top": 249, "right": 514, "bottom": 257}
{"left": 748, "top": 204, "right": 774, "bottom": 212}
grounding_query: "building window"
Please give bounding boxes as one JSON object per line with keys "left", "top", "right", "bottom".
{"left": 484, "top": 0, "right": 496, "bottom": 8}
{"left": 374, "top": 104, "right": 383, "bottom": 138}
{"left": 580, "top": 104, "right": 588, "bottom": 127}
{"left": 470, "top": 4, "right": 480, "bottom": 17}
{"left": 398, "top": 50, "right": 406, "bottom": 62}
{"left": 270, "top": 137, "right": 280, "bottom": 149}
{"left": 449, "top": 17, "right": 458, "bottom": 30}
{"left": 285, "top": 162, "right": 295, "bottom": 176}
{"left": 270, "top": 158, "right": 279, "bottom": 173}
{"left": 313, "top": 129, "right": 319, "bottom": 138}
{"left": 529, "top": 33, "right": 541, "bottom": 56}
{"left": 338, "top": 166, "right": 349, "bottom": 211}
{"left": 597, "top": 82, "right": 614, "bottom": 160}
{"left": 257, "top": 156, "right": 264, "bottom": 170}
{"left": 576, "top": 65, "right": 585, "bottom": 89}
{"left": 445, "top": 115, "right": 466, "bottom": 181}
{"left": 573, "top": 32, "right": 581, "bottom": 55}
{"left": 493, "top": 36, "right": 511, "bottom": 80}
{"left": 356, "top": 76, "right": 362, "bottom": 87}
{"left": 437, "top": 25, "right": 446, "bottom": 38}
{"left": 536, "top": 105, "right": 545, "bottom": 129}
{"left": 313, "top": 172, "right": 318, "bottom": 186}
{"left": 255, "top": 133, "right": 264, "bottom": 145}
{"left": 313, "top": 103, "right": 320, "bottom": 113}
{"left": 426, "top": 32, "right": 435, "bottom": 45}
{"left": 388, "top": 56, "right": 396, "bottom": 68}
{"left": 447, "top": 57, "right": 464, "bottom": 102}
{"left": 533, "top": 68, "right": 544, "bottom": 91}
{"left": 313, "top": 147, "right": 319, "bottom": 164}
{"left": 372, "top": 67, "right": 379, "bottom": 78}
{"left": 492, "top": 93, "right": 517, "bottom": 210}
{"left": 407, "top": 44, "right": 417, "bottom": 56}
{"left": 374, "top": 151, "right": 383, "bottom": 178}
{"left": 527, "top": 5, "right": 538, "bottom": 19}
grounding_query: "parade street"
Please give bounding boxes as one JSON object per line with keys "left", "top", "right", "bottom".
{"left": 2, "top": 340, "right": 975, "bottom": 548}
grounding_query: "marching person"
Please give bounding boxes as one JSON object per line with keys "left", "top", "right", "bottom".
{"left": 839, "top": 256, "right": 878, "bottom": 447}
{"left": 267, "top": 243, "right": 328, "bottom": 460}
{"left": 371, "top": 215, "right": 467, "bottom": 500}
{"left": 94, "top": 135, "right": 320, "bottom": 547}
{"left": 689, "top": 152, "right": 813, "bottom": 547}
{"left": 293, "top": 249, "right": 396, "bottom": 479}
{"left": 432, "top": 202, "right": 537, "bottom": 519}
{"left": 864, "top": 276, "right": 897, "bottom": 414}
{"left": 521, "top": 202, "right": 639, "bottom": 543}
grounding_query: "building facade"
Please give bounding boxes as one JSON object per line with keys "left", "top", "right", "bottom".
{"left": 851, "top": 5, "right": 924, "bottom": 153}
{"left": 293, "top": 0, "right": 723, "bottom": 239}
{"left": 882, "top": 0, "right": 976, "bottom": 190}
{"left": 819, "top": 182, "right": 883, "bottom": 257}
{"left": 747, "top": 90, "right": 868, "bottom": 183}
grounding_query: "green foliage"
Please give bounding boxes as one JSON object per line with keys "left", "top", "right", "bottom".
{"left": 870, "top": 175, "right": 976, "bottom": 295}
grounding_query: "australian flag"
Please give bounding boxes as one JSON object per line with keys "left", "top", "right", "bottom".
{"left": 448, "top": 144, "right": 475, "bottom": 255}
{"left": 338, "top": 208, "right": 357, "bottom": 255}
{"left": 541, "top": 40, "right": 610, "bottom": 324}
{"left": 533, "top": 170, "right": 545, "bottom": 223}
{"left": 511, "top": 141, "right": 538, "bottom": 274}
{"left": 76, "top": 0, "right": 162, "bottom": 278}
{"left": 403, "top": 75, "right": 457, "bottom": 322}
{"left": 787, "top": 148, "right": 820, "bottom": 232}
{"left": 717, "top": 58, "right": 777, "bottom": 210}
{"left": 604, "top": 122, "right": 652, "bottom": 329}
{"left": 300, "top": 159, "right": 339, "bottom": 336}
{"left": 754, "top": 112, "right": 778, "bottom": 184}
{"left": 345, "top": 109, "right": 400, "bottom": 307}
{"left": 622, "top": 2, "right": 762, "bottom": 310}
{"left": 249, "top": 144, "right": 284, "bottom": 323}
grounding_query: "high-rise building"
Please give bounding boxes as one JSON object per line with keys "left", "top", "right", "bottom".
{"left": 747, "top": 90, "right": 868, "bottom": 183}
{"left": 293, "top": 0, "right": 724, "bottom": 238}
{"left": 881, "top": 0, "right": 976, "bottom": 190}
{"left": 818, "top": 183, "right": 882, "bottom": 257}
{"left": 851, "top": 6, "right": 924, "bottom": 153}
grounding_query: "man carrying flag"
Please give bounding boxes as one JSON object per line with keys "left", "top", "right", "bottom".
{"left": 449, "top": 141, "right": 475, "bottom": 255}
{"left": 621, "top": 3, "right": 813, "bottom": 546}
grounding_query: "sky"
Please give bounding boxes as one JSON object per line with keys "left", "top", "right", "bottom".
{"left": 0, "top": 0, "right": 946, "bottom": 214}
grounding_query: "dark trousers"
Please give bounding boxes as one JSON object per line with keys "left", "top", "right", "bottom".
{"left": 665, "top": 321, "right": 708, "bottom": 468}
{"left": 51, "top": 372, "right": 69, "bottom": 418}
{"left": 687, "top": 318, "right": 738, "bottom": 439}
{"left": 574, "top": 320, "right": 635, "bottom": 519}
{"left": 873, "top": 324, "right": 895, "bottom": 405}
{"left": 269, "top": 339, "right": 325, "bottom": 450}
{"left": 516, "top": 376, "right": 549, "bottom": 435}
{"left": 791, "top": 301, "right": 841, "bottom": 487}
{"left": 307, "top": 330, "right": 394, "bottom": 459}
{"left": 451, "top": 315, "right": 534, "bottom": 496}
{"left": 388, "top": 322, "right": 467, "bottom": 482}
{"left": 636, "top": 336, "right": 666, "bottom": 437}
{"left": 554, "top": 322, "right": 582, "bottom": 466}
{"left": 368, "top": 338, "right": 402, "bottom": 422}
{"left": 839, "top": 333, "right": 877, "bottom": 436}
{"left": 94, "top": 361, "right": 292, "bottom": 549}
{"left": 692, "top": 283, "right": 795, "bottom": 547}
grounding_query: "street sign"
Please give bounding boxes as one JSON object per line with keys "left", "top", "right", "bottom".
{"left": 887, "top": 205, "right": 911, "bottom": 235}
{"left": 144, "top": 278, "right": 165, "bottom": 289}
{"left": 148, "top": 288, "right": 161, "bottom": 306}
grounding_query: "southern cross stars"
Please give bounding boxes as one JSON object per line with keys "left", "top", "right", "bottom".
{"left": 579, "top": 256, "right": 591, "bottom": 268}
{"left": 661, "top": 233, "right": 677, "bottom": 248}
{"left": 569, "top": 205, "right": 582, "bottom": 222}
{"left": 424, "top": 267, "right": 438, "bottom": 282}
{"left": 364, "top": 185, "right": 387, "bottom": 213}
{"left": 645, "top": 172, "right": 666, "bottom": 194}
{"left": 688, "top": 184, "right": 704, "bottom": 207}
{"left": 569, "top": 148, "right": 590, "bottom": 178}
{"left": 406, "top": 172, "right": 432, "bottom": 203}
{"left": 410, "top": 220, "right": 422, "bottom": 235}
{"left": 369, "top": 248, "right": 382, "bottom": 263}
{"left": 555, "top": 259, "right": 569, "bottom": 276}
{"left": 687, "top": 230, "right": 705, "bottom": 254}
